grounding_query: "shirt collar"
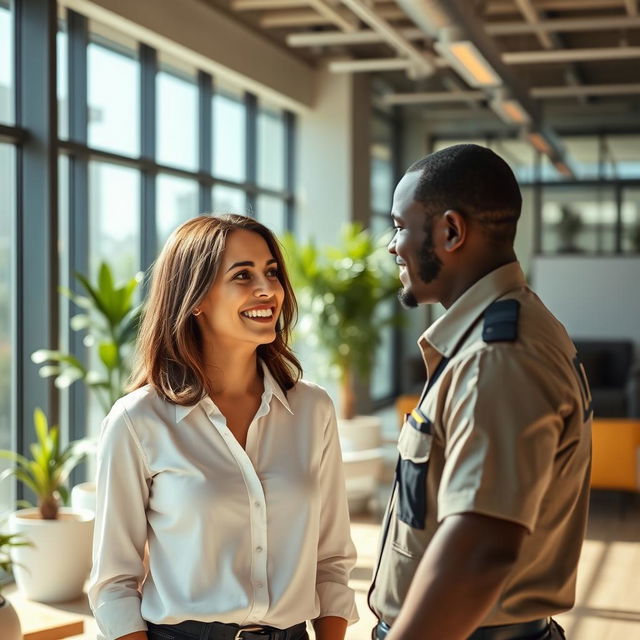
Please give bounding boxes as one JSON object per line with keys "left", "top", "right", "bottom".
{"left": 419, "top": 262, "right": 527, "bottom": 360}
{"left": 174, "top": 359, "right": 292, "bottom": 423}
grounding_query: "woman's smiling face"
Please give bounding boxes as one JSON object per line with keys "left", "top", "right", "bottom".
{"left": 197, "top": 228, "right": 285, "bottom": 349}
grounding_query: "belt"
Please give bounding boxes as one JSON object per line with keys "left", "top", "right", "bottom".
{"left": 374, "top": 618, "right": 549, "bottom": 640}
{"left": 147, "top": 620, "right": 307, "bottom": 640}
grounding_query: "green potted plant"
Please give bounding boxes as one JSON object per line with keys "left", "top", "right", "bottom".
{"left": 32, "top": 262, "right": 143, "bottom": 416}
{"left": 283, "top": 223, "right": 399, "bottom": 420}
{"left": 31, "top": 262, "right": 142, "bottom": 512}
{"left": 0, "top": 409, "right": 93, "bottom": 602}
{"left": 0, "top": 527, "right": 30, "bottom": 640}
{"left": 282, "top": 224, "right": 399, "bottom": 512}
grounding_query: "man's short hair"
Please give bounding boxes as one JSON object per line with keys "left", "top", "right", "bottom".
{"left": 407, "top": 144, "right": 522, "bottom": 245}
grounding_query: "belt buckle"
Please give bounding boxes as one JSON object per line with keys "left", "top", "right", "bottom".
{"left": 234, "top": 626, "right": 265, "bottom": 640}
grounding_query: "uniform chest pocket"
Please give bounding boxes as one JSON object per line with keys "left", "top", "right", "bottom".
{"left": 396, "top": 410, "right": 433, "bottom": 530}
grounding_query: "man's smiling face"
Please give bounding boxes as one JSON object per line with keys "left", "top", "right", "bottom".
{"left": 388, "top": 171, "right": 444, "bottom": 308}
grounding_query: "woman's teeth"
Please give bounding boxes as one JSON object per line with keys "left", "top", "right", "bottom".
{"left": 242, "top": 309, "right": 273, "bottom": 318}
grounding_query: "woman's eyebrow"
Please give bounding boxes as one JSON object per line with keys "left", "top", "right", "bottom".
{"left": 226, "top": 258, "right": 277, "bottom": 273}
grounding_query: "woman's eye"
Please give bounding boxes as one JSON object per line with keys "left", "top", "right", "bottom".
{"left": 233, "top": 270, "right": 250, "bottom": 280}
{"left": 266, "top": 268, "right": 279, "bottom": 278}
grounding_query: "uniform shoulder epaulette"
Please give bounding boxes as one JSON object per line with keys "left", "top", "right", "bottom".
{"left": 482, "top": 299, "right": 520, "bottom": 343}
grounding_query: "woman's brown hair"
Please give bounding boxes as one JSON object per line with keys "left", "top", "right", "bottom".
{"left": 128, "top": 214, "right": 302, "bottom": 405}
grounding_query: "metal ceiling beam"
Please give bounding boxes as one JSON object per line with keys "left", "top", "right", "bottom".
{"left": 503, "top": 46, "right": 640, "bottom": 64}
{"left": 307, "top": 0, "right": 359, "bottom": 32}
{"left": 486, "top": 0, "right": 625, "bottom": 14}
{"left": 287, "top": 15, "right": 640, "bottom": 47}
{"left": 336, "top": 0, "right": 436, "bottom": 77}
{"left": 382, "top": 83, "right": 640, "bottom": 105}
{"left": 514, "top": 0, "right": 554, "bottom": 49}
{"left": 486, "top": 15, "right": 640, "bottom": 35}
{"left": 287, "top": 27, "right": 424, "bottom": 47}
{"left": 531, "top": 82, "right": 640, "bottom": 97}
{"left": 329, "top": 58, "right": 415, "bottom": 72}
{"left": 232, "top": 0, "right": 307, "bottom": 9}
{"left": 259, "top": 5, "right": 405, "bottom": 28}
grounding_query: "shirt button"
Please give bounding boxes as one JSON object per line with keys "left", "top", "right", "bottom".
{"left": 254, "top": 501, "right": 261, "bottom": 508}
{"left": 256, "top": 546, "right": 263, "bottom": 553}
{"left": 256, "top": 582, "right": 264, "bottom": 589}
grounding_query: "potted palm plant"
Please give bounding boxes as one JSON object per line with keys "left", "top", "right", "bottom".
{"left": 31, "top": 262, "right": 142, "bottom": 512}
{"left": 283, "top": 223, "right": 399, "bottom": 419}
{"left": 0, "top": 409, "right": 93, "bottom": 602}
{"left": 282, "top": 224, "right": 399, "bottom": 511}
{"left": 0, "top": 527, "right": 30, "bottom": 639}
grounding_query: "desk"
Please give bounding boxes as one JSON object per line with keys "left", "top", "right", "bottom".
{"left": 591, "top": 418, "right": 640, "bottom": 491}
{"left": 10, "top": 593, "right": 85, "bottom": 640}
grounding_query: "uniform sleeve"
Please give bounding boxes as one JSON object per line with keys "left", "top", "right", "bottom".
{"left": 437, "top": 346, "right": 563, "bottom": 533}
{"left": 314, "top": 399, "right": 359, "bottom": 624}
{"left": 88, "top": 402, "right": 151, "bottom": 640}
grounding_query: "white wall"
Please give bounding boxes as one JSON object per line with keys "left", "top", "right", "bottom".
{"left": 532, "top": 256, "right": 640, "bottom": 356}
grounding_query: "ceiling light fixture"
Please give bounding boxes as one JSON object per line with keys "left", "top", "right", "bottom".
{"left": 527, "top": 131, "right": 553, "bottom": 156}
{"left": 434, "top": 28, "right": 502, "bottom": 88}
{"left": 490, "top": 90, "right": 531, "bottom": 125}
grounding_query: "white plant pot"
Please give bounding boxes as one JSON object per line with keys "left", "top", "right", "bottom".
{"left": 71, "top": 481, "right": 97, "bottom": 514}
{"left": 337, "top": 415, "right": 382, "bottom": 452}
{"left": 0, "top": 596, "right": 22, "bottom": 640}
{"left": 338, "top": 416, "right": 384, "bottom": 513}
{"left": 9, "top": 507, "right": 95, "bottom": 603}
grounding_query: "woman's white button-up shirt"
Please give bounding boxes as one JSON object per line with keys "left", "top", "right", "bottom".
{"left": 88, "top": 362, "right": 358, "bottom": 640}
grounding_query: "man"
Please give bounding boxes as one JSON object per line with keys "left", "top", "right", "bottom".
{"left": 369, "top": 144, "right": 592, "bottom": 640}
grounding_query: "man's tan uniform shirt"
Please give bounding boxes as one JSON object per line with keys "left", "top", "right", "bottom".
{"left": 370, "top": 262, "right": 592, "bottom": 627}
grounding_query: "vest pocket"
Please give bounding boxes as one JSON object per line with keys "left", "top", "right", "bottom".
{"left": 396, "top": 413, "right": 432, "bottom": 530}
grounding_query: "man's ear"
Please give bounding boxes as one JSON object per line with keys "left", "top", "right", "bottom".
{"left": 442, "top": 209, "right": 466, "bottom": 252}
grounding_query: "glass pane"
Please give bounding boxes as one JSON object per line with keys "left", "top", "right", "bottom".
{"left": 257, "top": 195, "right": 286, "bottom": 234}
{"left": 89, "top": 161, "right": 140, "bottom": 282}
{"left": 213, "top": 90, "right": 246, "bottom": 183}
{"left": 157, "top": 68, "right": 198, "bottom": 170}
{"left": 563, "top": 137, "right": 599, "bottom": 180}
{"left": 258, "top": 107, "right": 285, "bottom": 191}
{"left": 371, "top": 143, "right": 393, "bottom": 214}
{"left": 622, "top": 188, "right": 640, "bottom": 254}
{"left": 0, "top": 144, "right": 15, "bottom": 515}
{"left": 57, "top": 21, "right": 68, "bottom": 139}
{"left": 491, "top": 139, "right": 535, "bottom": 183}
{"left": 608, "top": 135, "right": 640, "bottom": 179}
{"left": 371, "top": 300, "right": 394, "bottom": 401}
{"left": 0, "top": 1, "right": 13, "bottom": 124}
{"left": 212, "top": 185, "right": 247, "bottom": 216}
{"left": 88, "top": 40, "right": 139, "bottom": 156}
{"left": 157, "top": 174, "right": 199, "bottom": 249}
{"left": 541, "top": 185, "right": 617, "bottom": 254}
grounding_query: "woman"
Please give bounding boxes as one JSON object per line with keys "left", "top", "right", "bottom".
{"left": 89, "top": 215, "right": 358, "bottom": 640}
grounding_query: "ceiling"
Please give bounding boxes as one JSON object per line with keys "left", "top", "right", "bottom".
{"left": 204, "top": 0, "right": 640, "bottom": 174}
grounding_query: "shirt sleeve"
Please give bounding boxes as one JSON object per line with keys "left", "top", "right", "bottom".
{"left": 314, "top": 398, "right": 359, "bottom": 625}
{"left": 88, "top": 401, "right": 151, "bottom": 640}
{"left": 437, "top": 346, "right": 563, "bottom": 533}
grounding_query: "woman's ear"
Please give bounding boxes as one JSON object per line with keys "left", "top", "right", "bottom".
{"left": 442, "top": 209, "right": 466, "bottom": 252}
